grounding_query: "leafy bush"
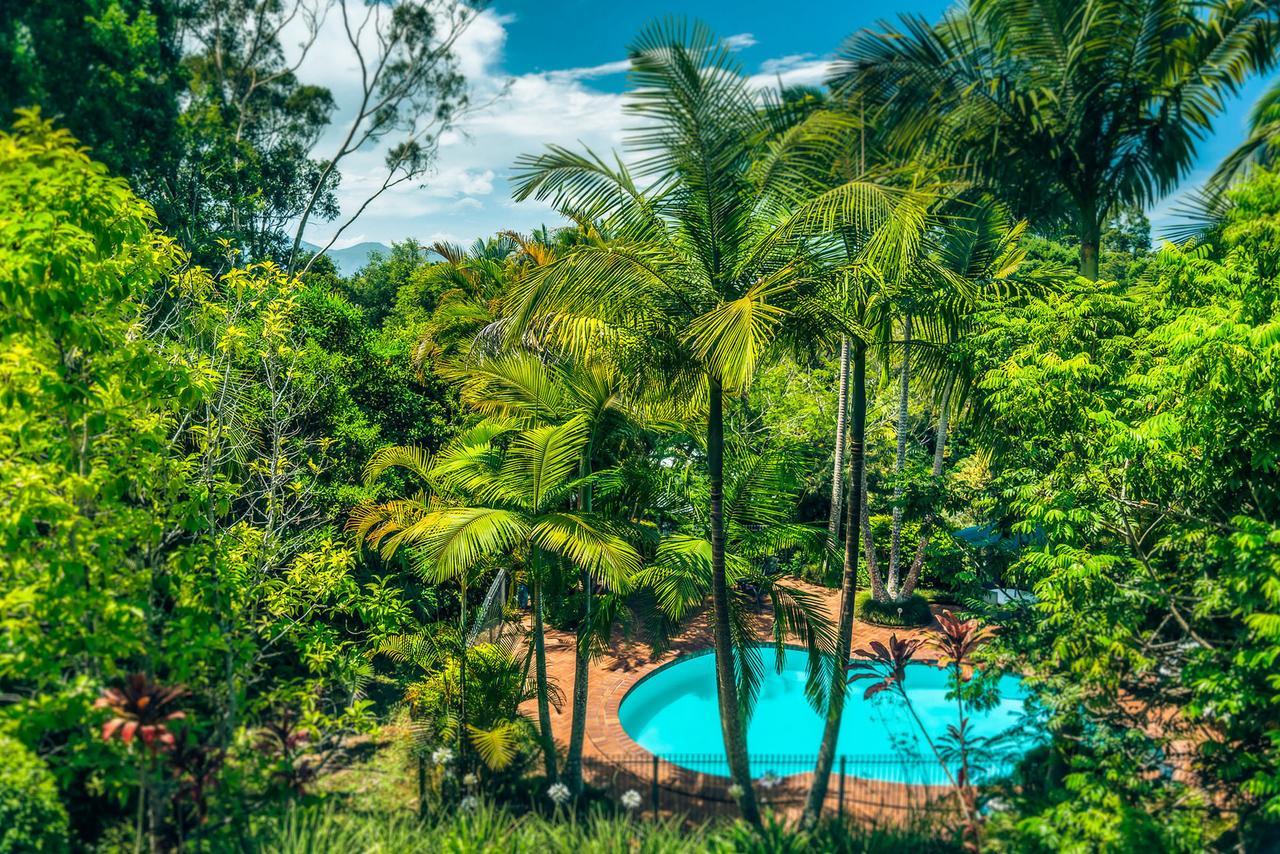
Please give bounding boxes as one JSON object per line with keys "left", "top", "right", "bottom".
{"left": 855, "top": 591, "right": 933, "bottom": 626}
{"left": 0, "top": 735, "right": 70, "bottom": 853}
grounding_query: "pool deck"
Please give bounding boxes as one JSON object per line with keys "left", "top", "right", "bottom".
{"left": 521, "top": 578, "right": 958, "bottom": 819}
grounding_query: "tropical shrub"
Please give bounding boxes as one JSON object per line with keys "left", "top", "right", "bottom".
{"left": 0, "top": 734, "right": 71, "bottom": 853}
{"left": 972, "top": 167, "right": 1280, "bottom": 845}
{"left": 855, "top": 591, "right": 932, "bottom": 627}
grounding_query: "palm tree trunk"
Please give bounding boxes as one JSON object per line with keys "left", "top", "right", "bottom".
{"left": 862, "top": 469, "right": 887, "bottom": 600}
{"left": 803, "top": 340, "right": 866, "bottom": 825}
{"left": 887, "top": 315, "right": 912, "bottom": 598}
{"left": 564, "top": 571, "right": 590, "bottom": 794}
{"left": 708, "top": 376, "right": 761, "bottom": 827}
{"left": 826, "top": 335, "right": 851, "bottom": 579}
{"left": 565, "top": 452, "right": 596, "bottom": 794}
{"left": 902, "top": 374, "right": 953, "bottom": 599}
{"left": 530, "top": 572, "right": 558, "bottom": 781}
{"left": 1079, "top": 209, "right": 1101, "bottom": 280}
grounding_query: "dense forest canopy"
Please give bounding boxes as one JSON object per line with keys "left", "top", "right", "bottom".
{"left": 2, "top": 2, "right": 1279, "bottom": 853}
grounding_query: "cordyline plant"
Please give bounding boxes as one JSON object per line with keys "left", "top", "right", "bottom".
{"left": 96, "top": 673, "right": 188, "bottom": 752}
{"left": 845, "top": 612, "right": 994, "bottom": 848}
{"left": 96, "top": 674, "right": 188, "bottom": 854}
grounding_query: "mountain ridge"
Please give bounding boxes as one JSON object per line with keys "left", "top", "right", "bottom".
{"left": 301, "top": 240, "right": 391, "bottom": 276}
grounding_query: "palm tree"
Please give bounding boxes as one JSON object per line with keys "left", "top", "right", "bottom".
{"left": 348, "top": 418, "right": 642, "bottom": 782}
{"left": 506, "top": 21, "right": 912, "bottom": 822}
{"left": 636, "top": 437, "right": 837, "bottom": 720}
{"left": 795, "top": 190, "right": 1027, "bottom": 821}
{"left": 409, "top": 235, "right": 520, "bottom": 369}
{"left": 447, "top": 350, "right": 652, "bottom": 795}
{"left": 865, "top": 196, "right": 1030, "bottom": 606}
{"left": 832, "top": 0, "right": 1280, "bottom": 279}
{"left": 1210, "top": 76, "right": 1280, "bottom": 193}
{"left": 896, "top": 199, "right": 1035, "bottom": 598}
{"left": 380, "top": 629, "right": 544, "bottom": 775}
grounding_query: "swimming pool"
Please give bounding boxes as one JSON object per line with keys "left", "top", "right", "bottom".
{"left": 618, "top": 646, "right": 1041, "bottom": 784}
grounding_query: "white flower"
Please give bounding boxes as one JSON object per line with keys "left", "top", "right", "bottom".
{"left": 984, "top": 797, "right": 1009, "bottom": 814}
{"left": 758, "top": 772, "right": 781, "bottom": 790}
{"left": 620, "top": 789, "right": 642, "bottom": 811}
{"left": 431, "top": 746, "right": 454, "bottom": 766}
{"left": 459, "top": 795, "right": 478, "bottom": 812}
{"left": 728, "top": 783, "right": 745, "bottom": 800}
{"left": 462, "top": 772, "right": 478, "bottom": 787}
{"left": 547, "top": 781, "right": 571, "bottom": 805}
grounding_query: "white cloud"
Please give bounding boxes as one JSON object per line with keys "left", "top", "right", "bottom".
{"left": 282, "top": 5, "right": 631, "bottom": 248}
{"left": 546, "top": 59, "right": 632, "bottom": 83}
{"left": 748, "top": 55, "right": 834, "bottom": 91}
{"left": 281, "top": 9, "right": 843, "bottom": 248}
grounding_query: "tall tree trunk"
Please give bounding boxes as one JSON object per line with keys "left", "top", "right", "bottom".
{"left": 1079, "top": 209, "right": 1101, "bottom": 281}
{"left": 901, "top": 374, "right": 953, "bottom": 599}
{"left": 708, "top": 376, "right": 761, "bottom": 826}
{"left": 887, "top": 315, "right": 912, "bottom": 598}
{"left": 826, "top": 335, "right": 851, "bottom": 580}
{"left": 530, "top": 573, "right": 558, "bottom": 781}
{"left": 565, "top": 452, "right": 596, "bottom": 794}
{"left": 565, "top": 571, "right": 590, "bottom": 794}
{"left": 802, "top": 340, "right": 866, "bottom": 826}
{"left": 862, "top": 466, "right": 887, "bottom": 600}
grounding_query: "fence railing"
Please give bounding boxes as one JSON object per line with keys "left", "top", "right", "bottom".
{"left": 581, "top": 751, "right": 1020, "bottom": 822}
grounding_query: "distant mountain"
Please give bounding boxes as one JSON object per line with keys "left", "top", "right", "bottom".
{"left": 301, "top": 240, "right": 391, "bottom": 276}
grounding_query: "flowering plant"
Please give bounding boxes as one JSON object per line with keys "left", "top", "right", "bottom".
{"left": 620, "top": 789, "right": 642, "bottom": 810}
{"left": 95, "top": 674, "right": 188, "bottom": 753}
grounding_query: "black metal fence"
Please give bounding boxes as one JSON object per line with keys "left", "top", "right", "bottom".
{"left": 582, "top": 752, "right": 1018, "bottom": 823}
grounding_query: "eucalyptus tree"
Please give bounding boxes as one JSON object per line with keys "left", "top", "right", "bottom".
{"left": 348, "top": 418, "right": 642, "bottom": 781}
{"left": 831, "top": 0, "right": 1280, "bottom": 279}
{"left": 506, "top": 21, "right": 912, "bottom": 823}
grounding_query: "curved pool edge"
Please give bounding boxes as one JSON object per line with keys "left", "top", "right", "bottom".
{"left": 610, "top": 644, "right": 1043, "bottom": 788}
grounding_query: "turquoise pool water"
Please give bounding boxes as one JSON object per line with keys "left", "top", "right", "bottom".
{"left": 618, "top": 646, "right": 1040, "bottom": 783}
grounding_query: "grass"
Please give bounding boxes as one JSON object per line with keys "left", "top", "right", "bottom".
{"left": 246, "top": 801, "right": 964, "bottom": 853}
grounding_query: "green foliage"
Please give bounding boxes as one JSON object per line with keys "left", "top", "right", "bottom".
{"left": 0, "top": 112, "right": 197, "bottom": 827}
{"left": 972, "top": 167, "right": 1280, "bottom": 844}
{"left": 0, "top": 113, "right": 426, "bottom": 846}
{"left": 0, "top": 0, "right": 185, "bottom": 195}
{"left": 855, "top": 591, "right": 933, "bottom": 627}
{"left": 9, "top": 5, "right": 1280, "bottom": 848}
{"left": 0, "top": 734, "right": 71, "bottom": 853}
{"left": 984, "top": 742, "right": 1209, "bottom": 854}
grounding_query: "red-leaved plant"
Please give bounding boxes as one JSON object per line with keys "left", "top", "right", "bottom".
{"left": 845, "top": 615, "right": 995, "bottom": 851}
{"left": 934, "top": 610, "right": 993, "bottom": 675}
{"left": 95, "top": 673, "right": 188, "bottom": 753}
{"left": 846, "top": 634, "right": 927, "bottom": 699}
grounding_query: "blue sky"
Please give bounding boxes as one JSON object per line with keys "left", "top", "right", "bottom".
{"left": 299, "top": 1, "right": 1272, "bottom": 251}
